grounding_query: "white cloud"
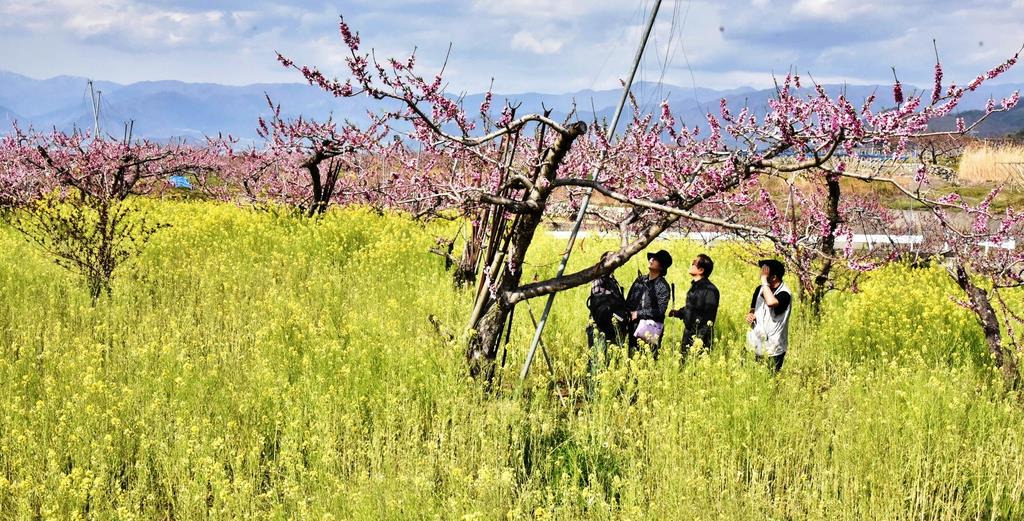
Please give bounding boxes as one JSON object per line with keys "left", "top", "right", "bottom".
{"left": 305, "top": 36, "right": 351, "bottom": 68}
{"left": 66, "top": 7, "right": 234, "bottom": 49}
{"left": 0, "top": 0, "right": 307, "bottom": 51}
{"left": 510, "top": 30, "right": 564, "bottom": 54}
{"left": 472, "top": 0, "right": 620, "bottom": 20}
{"left": 0, "top": 0, "right": 1021, "bottom": 93}
{"left": 791, "top": 0, "right": 878, "bottom": 22}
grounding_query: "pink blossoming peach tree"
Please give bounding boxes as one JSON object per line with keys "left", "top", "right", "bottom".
{"left": 0, "top": 126, "right": 226, "bottom": 303}
{"left": 269, "top": 16, "right": 1022, "bottom": 382}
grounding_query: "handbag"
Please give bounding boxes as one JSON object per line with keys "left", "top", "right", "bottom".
{"left": 634, "top": 319, "right": 664, "bottom": 345}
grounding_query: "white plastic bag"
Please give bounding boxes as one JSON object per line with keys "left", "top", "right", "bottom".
{"left": 634, "top": 319, "right": 663, "bottom": 346}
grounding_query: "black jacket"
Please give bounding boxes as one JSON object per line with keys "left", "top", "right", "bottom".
{"left": 678, "top": 278, "right": 719, "bottom": 350}
{"left": 626, "top": 274, "right": 671, "bottom": 323}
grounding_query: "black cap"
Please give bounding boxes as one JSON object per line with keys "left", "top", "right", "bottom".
{"left": 758, "top": 259, "right": 785, "bottom": 279}
{"left": 647, "top": 250, "right": 673, "bottom": 273}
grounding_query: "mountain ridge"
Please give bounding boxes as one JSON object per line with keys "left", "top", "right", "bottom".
{"left": 1, "top": 69, "right": 1021, "bottom": 141}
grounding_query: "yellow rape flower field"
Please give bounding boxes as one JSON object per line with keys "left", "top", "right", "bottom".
{"left": 1, "top": 200, "right": 1023, "bottom": 519}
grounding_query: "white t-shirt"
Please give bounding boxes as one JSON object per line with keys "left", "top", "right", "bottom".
{"left": 746, "top": 283, "right": 792, "bottom": 357}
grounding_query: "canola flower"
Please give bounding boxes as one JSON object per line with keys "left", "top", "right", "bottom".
{"left": 0, "top": 200, "right": 1021, "bottom": 519}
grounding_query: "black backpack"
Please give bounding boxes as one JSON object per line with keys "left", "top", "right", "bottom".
{"left": 587, "top": 278, "right": 628, "bottom": 333}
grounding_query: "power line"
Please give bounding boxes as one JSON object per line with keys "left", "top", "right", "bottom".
{"left": 675, "top": 0, "right": 708, "bottom": 117}
{"left": 586, "top": 1, "right": 646, "bottom": 92}
{"left": 640, "top": 0, "right": 683, "bottom": 114}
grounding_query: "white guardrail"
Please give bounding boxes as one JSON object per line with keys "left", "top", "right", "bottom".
{"left": 548, "top": 231, "right": 1016, "bottom": 251}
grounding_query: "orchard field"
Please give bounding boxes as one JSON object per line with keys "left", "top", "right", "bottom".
{"left": 1, "top": 201, "right": 1022, "bottom": 519}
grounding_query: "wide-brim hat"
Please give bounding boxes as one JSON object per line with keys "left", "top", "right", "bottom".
{"left": 758, "top": 259, "right": 785, "bottom": 278}
{"left": 647, "top": 250, "right": 673, "bottom": 271}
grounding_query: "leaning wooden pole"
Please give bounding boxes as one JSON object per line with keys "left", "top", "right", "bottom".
{"left": 520, "top": 0, "right": 664, "bottom": 382}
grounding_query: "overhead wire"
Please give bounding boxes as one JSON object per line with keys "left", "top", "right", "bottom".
{"left": 76, "top": 83, "right": 94, "bottom": 134}
{"left": 595, "top": 0, "right": 689, "bottom": 128}
{"left": 675, "top": 0, "right": 708, "bottom": 117}
{"left": 639, "top": 0, "right": 683, "bottom": 114}
{"left": 586, "top": 1, "right": 645, "bottom": 91}
{"left": 98, "top": 93, "right": 133, "bottom": 139}
{"left": 633, "top": 0, "right": 708, "bottom": 119}
{"left": 583, "top": 1, "right": 647, "bottom": 128}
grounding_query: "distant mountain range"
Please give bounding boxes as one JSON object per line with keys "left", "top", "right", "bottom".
{"left": 928, "top": 103, "right": 1024, "bottom": 136}
{"left": 1, "top": 69, "right": 1022, "bottom": 142}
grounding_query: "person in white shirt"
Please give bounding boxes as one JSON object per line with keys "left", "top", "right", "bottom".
{"left": 745, "top": 259, "right": 793, "bottom": 372}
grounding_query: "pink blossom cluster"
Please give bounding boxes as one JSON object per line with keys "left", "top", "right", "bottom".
{"left": 248, "top": 15, "right": 1024, "bottom": 293}
{"left": 0, "top": 125, "right": 226, "bottom": 205}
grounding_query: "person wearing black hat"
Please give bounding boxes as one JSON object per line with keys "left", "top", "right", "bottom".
{"left": 668, "top": 253, "right": 720, "bottom": 362}
{"left": 745, "top": 259, "right": 793, "bottom": 372}
{"left": 625, "top": 249, "right": 673, "bottom": 357}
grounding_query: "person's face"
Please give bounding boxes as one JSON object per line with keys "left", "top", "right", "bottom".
{"left": 649, "top": 257, "right": 662, "bottom": 273}
{"left": 689, "top": 258, "right": 703, "bottom": 277}
{"left": 760, "top": 265, "right": 779, "bottom": 284}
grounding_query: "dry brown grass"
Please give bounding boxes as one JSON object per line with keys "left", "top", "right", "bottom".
{"left": 957, "top": 143, "right": 1024, "bottom": 185}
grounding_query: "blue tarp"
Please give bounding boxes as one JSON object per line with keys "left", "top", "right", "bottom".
{"left": 168, "top": 175, "right": 193, "bottom": 189}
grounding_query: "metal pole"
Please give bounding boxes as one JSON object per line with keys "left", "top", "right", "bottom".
{"left": 524, "top": 302, "right": 555, "bottom": 376}
{"left": 520, "top": 0, "right": 664, "bottom": 382}
{"left": 88, "top": 80, "right": 101, "bottom": 136}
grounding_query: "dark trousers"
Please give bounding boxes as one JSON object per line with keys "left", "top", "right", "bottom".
{"left": 755, "top": 352, "right": 786, "bottom": 373}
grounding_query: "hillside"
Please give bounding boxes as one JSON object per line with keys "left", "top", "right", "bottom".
{"left": 1, "top": 69, "right": 1021, "bottom": 141}
{"left": 928, "top": 103, "right": 1024, "bottom": 137}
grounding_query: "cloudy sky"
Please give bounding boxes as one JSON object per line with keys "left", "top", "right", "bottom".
{"left": 1, "top": 0, "right": 1023, "bottom": 93}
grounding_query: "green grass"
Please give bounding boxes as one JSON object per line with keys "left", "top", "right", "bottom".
{"left": 0, "top": 200, "right": 1022, "bottom": 519}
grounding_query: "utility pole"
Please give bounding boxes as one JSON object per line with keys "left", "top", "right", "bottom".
{"left": 88, "top": 80, "right": 101, "bottom": 136}
{"left": 520, "top": 0, "right": 665, "bottom": 381}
